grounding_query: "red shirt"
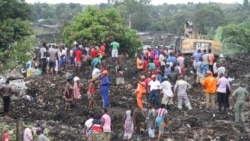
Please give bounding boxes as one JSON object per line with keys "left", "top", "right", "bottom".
{"left": 75, "top": 50, "right": 82, "bottom": 62}
{"left": 100, "top": 45, "right": 105, "bottom": 56}
{"left": 3, "top": 133, "right": 10, "bottom": 141}
{"left": 90, "top": 49, "right": 98, "bottom": 58}
{"left": 143, "top": 60, "right": 148, "bottom": 71}
{"left": 154, "top": 59, "right": 160, "bottom": 68}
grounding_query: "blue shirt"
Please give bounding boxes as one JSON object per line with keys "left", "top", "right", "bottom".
{"left": 101, "top": 76, "right": 110, "bottom": 87}
{"left": 195, "top": 61, "right": 203, "bottom": 73}
{"left": 193, "top": 52, "right": 202, "bottom": 62}
{"left": 167, "top": 56, "right": 176, "bottom": 64}
{"left": 91, "top": 58, "right": 101, "bottom": 67}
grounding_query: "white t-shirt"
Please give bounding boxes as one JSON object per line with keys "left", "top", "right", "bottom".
{"left": 160, "top": 81, "right": 173, "bottom": 97}
{"left": 23, "top": 127, "right": 33, "bottom": 141}
{"left": 149, "top": 80, "right": 161, "bottom": 91}
{"left": 217, "top": 66, "right": 226, "bottom": 77}
{"left": 85, "top": 118, "right": 94, "bottom": 130}
{"left": 92, "top": 68, "right": 101, "bottom": 79}
{"left": 40, "top": 47, "right": 47, "bottom": 59}
{"left": 159, "top": 54, "right": 165, "bottom": 66}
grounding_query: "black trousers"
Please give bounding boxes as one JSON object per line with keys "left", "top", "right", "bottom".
{"left": 160, "top": 65, "right": 165, "bottom": 75}
{"left": 2, "top": 96, "right": 10, "bottom": 113}
{"left": 41, "top": 58, "right": 47, "bottom": 74}
{"left": 209, "top": 65, "right": 213, "bottom": 73}
{"left": 217, "top": 92, "right": 227, "bottom": 111}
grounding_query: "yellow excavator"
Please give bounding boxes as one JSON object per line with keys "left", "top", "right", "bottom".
{"left": 175, "top": 21, "right": 221, "bottom": 55}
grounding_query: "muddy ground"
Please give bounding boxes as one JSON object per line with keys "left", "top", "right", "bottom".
{"left": 2, "top": 54, "right": 250, "bottom": 141}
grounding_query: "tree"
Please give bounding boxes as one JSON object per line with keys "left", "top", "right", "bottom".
{"left": 0, "top": 0, "right": 33, "bottom": 70}
{"left": 62, "top": 7, "right": 142, "bottom": 55}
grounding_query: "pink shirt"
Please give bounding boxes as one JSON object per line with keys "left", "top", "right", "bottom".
{"left": 102, "top": 113, "right": 111, "bottom": 132}
{"left": 217, "top": 76, "right": 230, "bottom": 93}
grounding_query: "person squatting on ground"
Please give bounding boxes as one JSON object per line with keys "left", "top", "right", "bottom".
{"left": 217, "top": 73, "right": 231, "bottom": 112}
{"left": 174, "top": 75, "right": 193, "bottom": 110}
{"left": 201, "top": 71, "right": 218, "bottom": 111}
{"left": 160, "top": 76, "right": 174, "bottom": 110}
{"left": 232, "top": 83, "right": 249, "bottom": 123}
{"left": 148, "top": 75, "right": 161, "bottom": 108}
{"left": 101, "top": 108, "right": 111, "bottom": 141}
{"left": 0, "top": 80, "right": 12, "bottom": 118}
{"left": 123, "top": 105, "right": 135, "bottom": 141}
{"left": 135, "top": 75, "right": 147, "bottom": 110}
{"left": 100, "top": 70, "right": 110, "bottom": 108}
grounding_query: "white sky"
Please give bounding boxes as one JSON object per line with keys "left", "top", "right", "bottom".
{"left": 25, "top": 0, "right": 242, "bottom": 5}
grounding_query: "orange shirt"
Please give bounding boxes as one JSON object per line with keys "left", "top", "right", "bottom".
{"left": 136, "top": 58, "right": 143, "bottom": 69}
{"left": 135, "top": 81, "right": 146, "bottom": 96}
{"left": 208, "top": 53, "right": 214, "bottom": 65}
{"left": 201, "top": 76, "right": 217, "bottom": 93}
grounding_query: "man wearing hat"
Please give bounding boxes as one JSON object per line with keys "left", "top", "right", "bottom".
{"left": 23, "top": 121, "right": 33, "bottom": 141}
{"left": 135, "top": 75, "right": 146, "bottom": 110}
{"left": 201, "top": 70, "right": 218, "bottom": 111}
{"left": 174, "top": 75, "right": 192, "bottom": 110}
{"left": 160, "top": 76, "right": 174, "bottom": 110}
{"left": 232, "top": 83, "right": 249, "bottom": 123}
{"left": 100, "top": 70, "right": 110, "bottom": 108}
{"left": 148, "top": 74, "right": 161, "bottom": 108}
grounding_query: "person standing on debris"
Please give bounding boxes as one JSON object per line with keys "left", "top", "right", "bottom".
{"left": 167, "top": 52, "right": 176, "bottom": 64}
{"left": 192, "top": 49, "right": 202, "bottom": 67}
{"left": 48, "top": 45, "right": 57, "bottom": 74}
{"left": 232, "top": 83, "right": 249, "bottom": 123}
{"left": 201, "top": 50, "right": 210, "bottom": 76}
{"left": 92, "top": 114, "right": 102, "bottom": 141}
{"left": 154, "top": 104, "right": 168, "bottom": 130}
{"left": 148, "top": 75, "right": 161, "bottom": 108}
{"left": 159, "top": 51, "right": 166, "bottom": 74}
{"left": 218, "top": 54, "right": 226, "bottom": 66}
{"left": 101, "top": 70, "right": 110, "bottom": 108}
{"left": 201, "top": 71, "right": 217, "bottom": 110}
{"left": 82, "top": 113, "right": 94, "bottom": 141}
{"left": 2, "top": 128, "right": 10, "bottom": 141}
{"left": 36, "top": 127, "right": 49, "bottom": 141}
{"left": 174, "top": 75, "right": 192, "bottom": 110}
{"left": 91, "top": 55, "right": 101, "bottom": 68}
{"left": 92, "top": 64, "right": 101, "bottom": 79}
{"left": 87, "top": 78, "right": 97, "bottom": 109}
{"left": 195, "top": 58, "right": 205, "bottom": 84}
{"left": 75, "top": 45, "right": 83, "bottom": 73}
{"left": 23, "top": 122, "right": 33, "bottom": 141}
{"left": 123, "top": 105, "right": 134, "bottom": 141}
{"left": 115, "top": 60, "right": 125, "bottom": 85}
{"left": 136, "top": 55, "right": 143, "bottom": 73}
{"left": 157, "top": 116, "right": 167, "bottom": 141}
{"left": 176, "top": 53, "right": 185, "bottom": 75}
{"left": 147, "top": 103, "right": 156, "bottom": 141}
{"left": 40, "top": 43, "right": 47, "bottom": 74}
{"left": 110, "top": 40, "right": 120, "bottom": 58}
{"left": 217, "top": 73, "right": 231, "bottom": 112}
{"left": 160, "top": 76, "right": 174, "bottom": 110}
{"left": 167, "top": 67, "right": 178, "bottom": 86}
{"left": 64, "top": 78, "right": 74, "bottom": 110}
{"left": 135, "top": 75, "right": 146, "bottom": 110}
{"left": 101, "top": 108, "right": 111, "bottom": 141}
{"left": 0, "top": 80, "right": 12, "bottom": 118}
{"left": 73, "top": 76, "right": 81, "bottom": 104}
{"left": 217, "top": 64, "right": 226, "bottom": 78}
{"left": 208, "top": 49, "right": 214, "bottom": 72}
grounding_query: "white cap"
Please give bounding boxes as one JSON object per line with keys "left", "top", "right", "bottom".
{"left": 219, "top": 54, "right": 224, "bottom": 58}
{"left": 73, "top": 41, "right": 78, "bottom": 45}
{"left": 73, "top": 76, "right": 80, "bottom": 81}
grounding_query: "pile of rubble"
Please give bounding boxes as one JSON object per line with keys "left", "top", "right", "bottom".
{"left": 4, "top": 55, "right": 250, "bottom": 140}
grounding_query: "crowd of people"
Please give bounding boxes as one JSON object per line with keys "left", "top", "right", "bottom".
{"left": 1, "top": 39, "right": 249, "bottom": 141}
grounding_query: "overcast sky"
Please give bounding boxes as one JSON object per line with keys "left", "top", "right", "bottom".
{"left": 25, "top": 0, "right": 242, "bottom": 5}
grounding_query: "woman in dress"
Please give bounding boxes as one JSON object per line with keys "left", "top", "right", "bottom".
{"left": 73, "top": 76, "right": 81, "bottom": 104}
{"left": 123, "top": 105, "right": 135, "bottom": 141}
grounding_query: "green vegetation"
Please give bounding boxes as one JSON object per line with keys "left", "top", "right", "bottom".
{"left": 62, "top": 7, "right": 142, "bottom": 55}
{"left": 0, "top": 0, "right": 33, "bottom": 70}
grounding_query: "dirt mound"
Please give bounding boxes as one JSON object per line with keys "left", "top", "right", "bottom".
{"left": 5, "top": 55, "right": 250, "bottom": 140}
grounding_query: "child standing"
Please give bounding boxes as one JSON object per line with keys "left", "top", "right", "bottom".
{"left": 64, "top": 78, "right": 73, "bottom": 110}
{"left": 87, "top": 79, "right": 97, "bottom": 109}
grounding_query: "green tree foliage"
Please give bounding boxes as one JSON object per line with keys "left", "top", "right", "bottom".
{"left": 214, "top": 20, "right": 250, "bottom": 55}
{"left": 0, "top": 0, "right": 33, "bottom": 70}
{"left": 62, "top": 7, "right": 142, "bottom": 55}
